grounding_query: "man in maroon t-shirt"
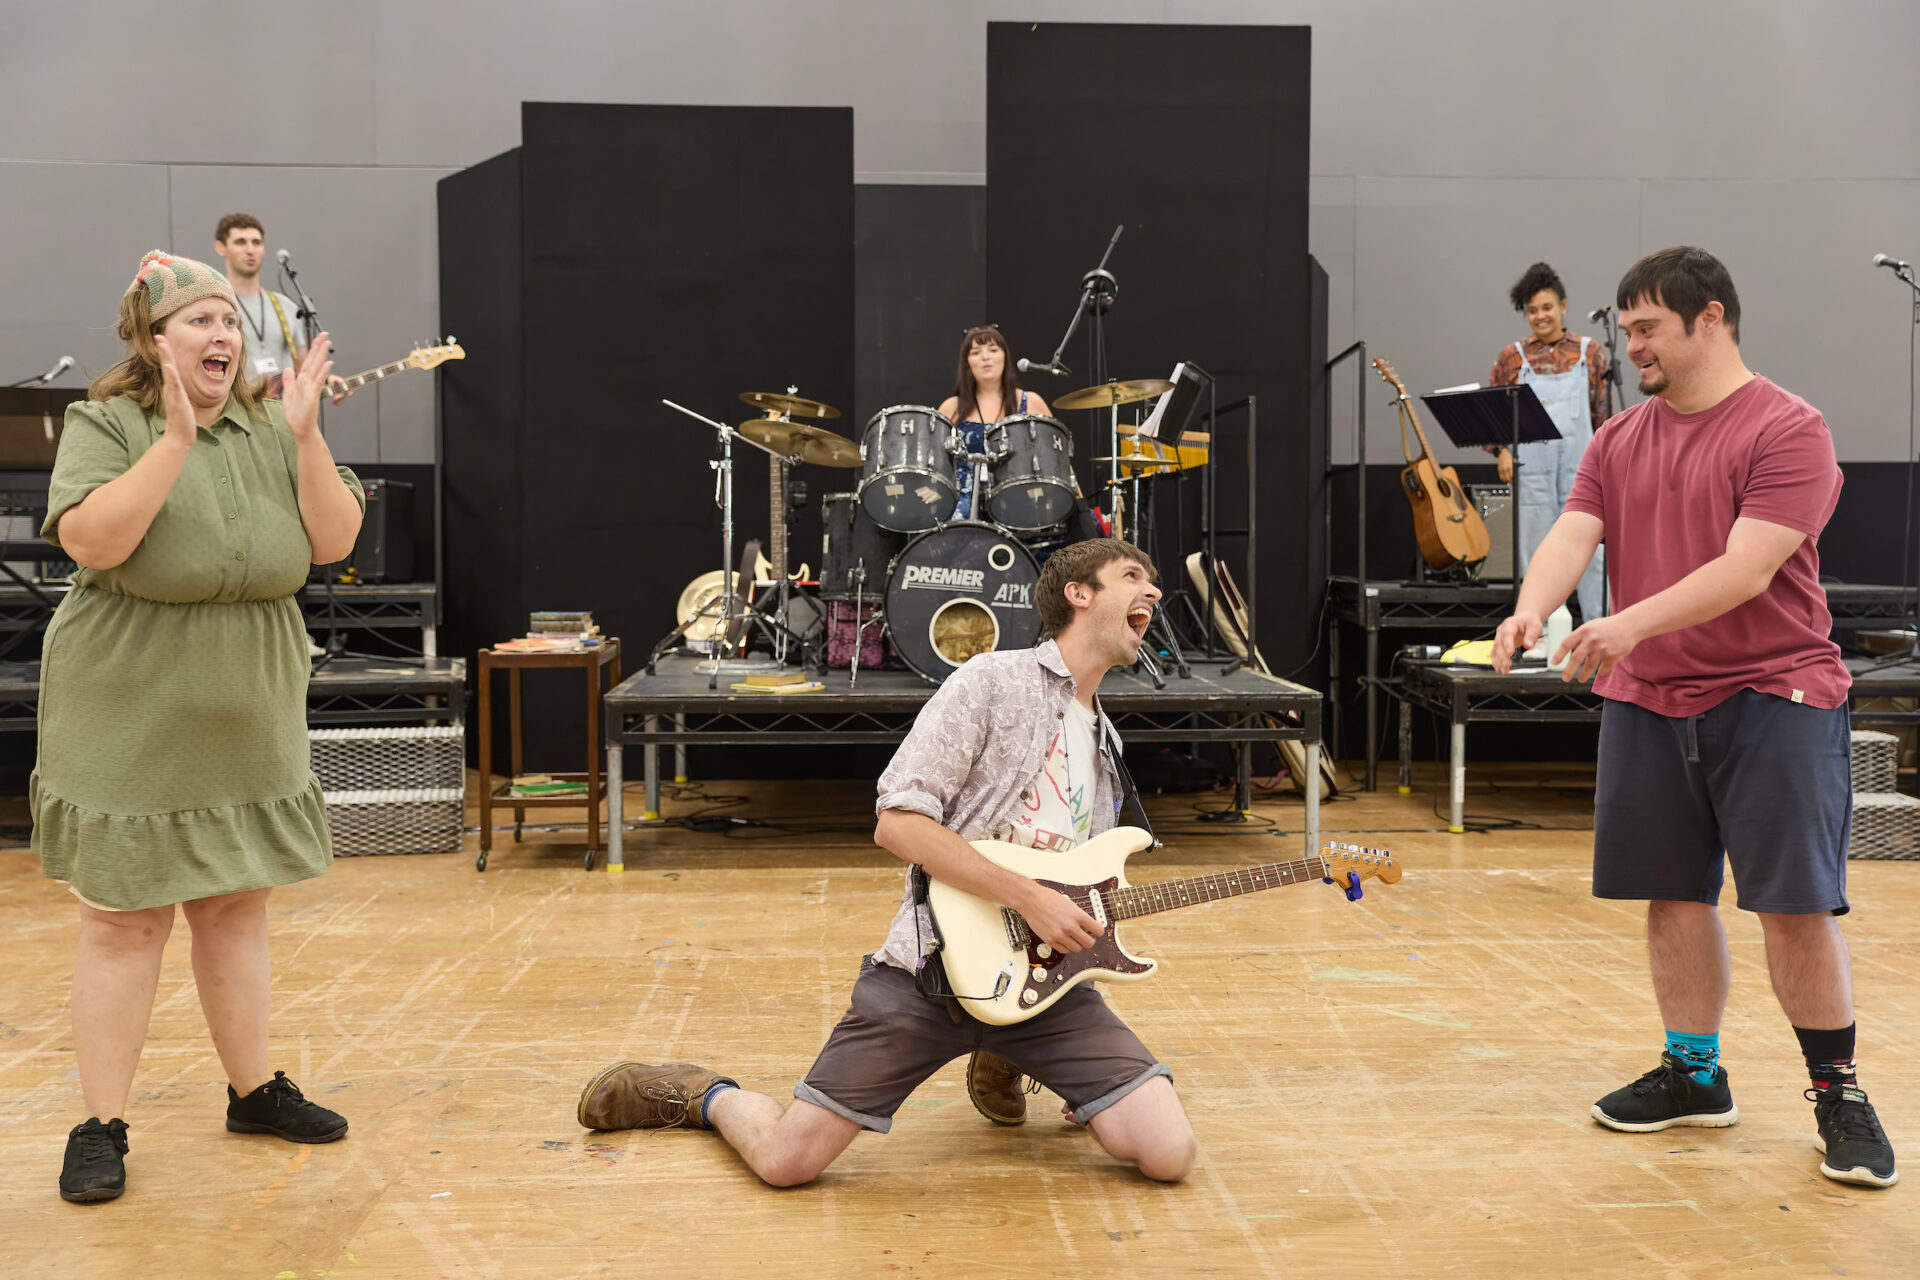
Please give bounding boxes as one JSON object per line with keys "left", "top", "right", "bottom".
{"left": 1492, "top": 247, "right": 1896, "bottom": 1189}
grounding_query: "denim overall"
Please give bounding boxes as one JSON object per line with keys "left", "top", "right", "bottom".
{"left": 1515, "top": 336, "right": 1606, "bottom": 620}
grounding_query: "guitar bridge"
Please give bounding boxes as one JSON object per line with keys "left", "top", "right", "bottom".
{"left": 1001, "top": 908, "right": 1031, "bottom": 951}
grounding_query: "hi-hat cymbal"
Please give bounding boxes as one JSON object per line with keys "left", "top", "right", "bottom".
{"left": 738, "top": 418, "right": 862, "bottom": 468}
{"left": 739, "top": 391, "right": 841, "bottom": 419}
{"left": 1053, "top": 379, "right": 1176, "bottom": 411}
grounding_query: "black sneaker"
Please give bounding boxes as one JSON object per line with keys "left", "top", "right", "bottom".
{"left": 1811, "top": 1085, "right": 1898, "bottom": 1188}
{"left": 60, "top": 1117, "right": 130, "bottom": 1203}
{"left": 1591, "top": 1053, "right": 1739, "bottom": 1132}
{"left": 226, "top": 1072, "right": 348, "bottom": 1143}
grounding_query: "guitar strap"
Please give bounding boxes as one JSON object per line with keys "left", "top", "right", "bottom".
{"left": 1096, "top": 695, "right": 1155, "bottom": 841}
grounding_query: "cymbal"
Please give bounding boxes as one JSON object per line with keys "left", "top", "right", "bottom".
{"left": 739, "top": 391, "right": 841, "bottom": 419}
{"left": 1053, "top": 379, "right": 1176, "bottom": 411}
{"left": 738, "top": 418, "right": 862, "bottom": 468}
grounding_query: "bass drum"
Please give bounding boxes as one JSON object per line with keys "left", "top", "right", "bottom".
{"left": 885, "top": 522, "right": 1042, "bottom": 683}
{"left": 819, "top": 492, "right": 906, "bottom": 600}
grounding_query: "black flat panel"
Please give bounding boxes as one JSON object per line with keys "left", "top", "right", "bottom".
{"left": 987, "top": 22, "right": 1314, "bottom": 672}
{"left": 509, "top": 103, "right": 852, "bottom": 775}
{"left": 854, "top": 185, "right": 987, "bottom": 419}
{"left": 438, "top": 147, "right": 526, "bottom": 693}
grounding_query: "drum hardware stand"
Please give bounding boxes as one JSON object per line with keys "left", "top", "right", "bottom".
{"left": 844, "top": 562, "right": 888, "bottom": 689}
{"left": 661, "top": 398, "right": 801, "bottom": 687}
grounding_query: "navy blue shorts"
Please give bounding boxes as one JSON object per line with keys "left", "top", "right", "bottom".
{"left": 1593, "top": 689, "right": 1850, "bottom": 915}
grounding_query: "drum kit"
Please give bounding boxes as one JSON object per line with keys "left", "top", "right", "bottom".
{"left": 657, "top": 374, "right": 1207, "bottom": 686}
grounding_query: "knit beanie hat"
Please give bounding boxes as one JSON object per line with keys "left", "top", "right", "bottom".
{"left": 126, "top": 249, "right": 239, "bottom": 322}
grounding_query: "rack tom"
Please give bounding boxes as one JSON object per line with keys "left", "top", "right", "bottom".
{"left": 858, "top": 405, "right": 958, "bottom": 533}
{"left": 984, "top": 413, "right": 1075, "bottom": 532}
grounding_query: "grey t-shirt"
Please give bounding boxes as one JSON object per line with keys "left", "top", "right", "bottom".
{"left": 231, "top": 287, "right": 304, "bottom": 381}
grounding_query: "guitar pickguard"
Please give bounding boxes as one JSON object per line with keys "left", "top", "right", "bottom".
{"left": 1024, "top": 876, "right": 1153, "bottom": 996}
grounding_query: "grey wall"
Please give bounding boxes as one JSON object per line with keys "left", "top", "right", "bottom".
{"left": 5, "top": 1, "right": 1918, "bottom": 464}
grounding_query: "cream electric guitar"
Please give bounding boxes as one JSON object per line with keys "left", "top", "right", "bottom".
{"left": 926, "top": 828, "right": 1399, "bottom": 1026}
{"left": 267, "top": 339, "right": 464, "bottom": 398}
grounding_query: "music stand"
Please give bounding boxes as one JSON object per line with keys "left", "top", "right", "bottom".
{"left": 1419, "top": 384, "right": 1559, "bottom": 608}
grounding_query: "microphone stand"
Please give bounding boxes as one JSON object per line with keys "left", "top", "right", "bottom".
{"left": 1032, "top": 223, "right": 1124, "bottom": 378}
{"left": 1864, "top": 261, "right": 1920, "bottom": 671}
{"left": 279, "top": 254, "right": 346, "bottom": 670}
{"left": 1592, "top": 306, "right": 1627, "bottom": 412}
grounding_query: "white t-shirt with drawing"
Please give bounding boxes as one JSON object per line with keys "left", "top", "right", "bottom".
{"left": 1004, "top": 698, "right": 1099, "bottom": 852}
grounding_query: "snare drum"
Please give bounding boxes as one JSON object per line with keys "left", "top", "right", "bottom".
{"left": 984, "top": 414, "right": 1075, "bottom": 532}
{"left": 858, "top": 405, "right": 958, "bottom": 533}
{"left": 884, "top": 522, "right": 1042, "bottom": 682}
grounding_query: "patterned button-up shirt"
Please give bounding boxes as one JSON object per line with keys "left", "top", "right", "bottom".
{"left": 1488, "top": 331, "right": 1612, "bottom": 432}
{"left": 873, "top": 639, "right": 1123, "bottom": 971}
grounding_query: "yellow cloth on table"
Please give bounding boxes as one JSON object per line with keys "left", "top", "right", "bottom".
{"left": 1440, "top": 639, "right": 1499, "bottom": 667}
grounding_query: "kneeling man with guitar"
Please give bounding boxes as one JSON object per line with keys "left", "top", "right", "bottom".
{"left": 576, "top": 538, "right": 1395, "bottom": 1185}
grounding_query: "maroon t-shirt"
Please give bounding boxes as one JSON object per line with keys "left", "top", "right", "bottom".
{"left": 1564, "top": 375, "right": 1849, "bottom": 717}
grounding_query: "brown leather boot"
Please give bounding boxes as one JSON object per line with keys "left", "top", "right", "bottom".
{"left": 966, "top": 1050, "right": 1028, "bottom": 1125}
{"left": 577, "top": 1062, "right": 737, "bottom": 1130}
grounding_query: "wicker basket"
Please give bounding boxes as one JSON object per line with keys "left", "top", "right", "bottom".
{"left": 309, "top": 725, "right": 465, "bottom": 855}
{"left": 1849, "top": 791, "right": 1920, "bottom": 861}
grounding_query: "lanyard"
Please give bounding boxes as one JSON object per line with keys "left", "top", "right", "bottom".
{"left": 239, "top": 291, "right": 269, "bottom": 345}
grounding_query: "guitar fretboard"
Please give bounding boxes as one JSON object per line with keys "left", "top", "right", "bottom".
{"left": 1102, "top": 856, "right": 1329, "bottom": 921}
{"left": 335, "top": 360, "right": 411, "bottom": 392}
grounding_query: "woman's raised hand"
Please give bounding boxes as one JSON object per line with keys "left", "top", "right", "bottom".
{"left": 283, "top": 332, "right": 335, "bottom": 441}
{"left": 152, "top": 335, "right": 199, "bottom": 448}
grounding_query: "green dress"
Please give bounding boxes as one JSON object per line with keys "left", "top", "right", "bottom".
{"left": 31, "top": 394, "right": 366, "bottom": 911}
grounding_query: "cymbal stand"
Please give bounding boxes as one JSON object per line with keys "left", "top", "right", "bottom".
{"left": 1128, "top": 452, "right": 1191, "bottom": 681}
{"left": 662, "top": 398, "right": 799, "bottom": 688}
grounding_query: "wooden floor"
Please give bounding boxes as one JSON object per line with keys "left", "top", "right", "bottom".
{"left": 2, "top": 765, "right": 1917, "bottom": 1278}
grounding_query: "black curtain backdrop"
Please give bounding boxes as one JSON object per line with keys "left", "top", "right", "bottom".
{"left": 985, "top": 22, "right": 1316, "bottom": 675}
{"left": 440, "top": 103, "right": 853, "bottom": 777}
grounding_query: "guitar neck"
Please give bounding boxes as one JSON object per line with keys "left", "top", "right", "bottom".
{"left": 1104, "top": 855, "right": 1330, "bottom": 921}
{"left": 333, "top": 359, "right": 413, "bottom": 392}
{"left": 1397, "top": 392, "right": 1443, "bottom": 463}
{"left": 768, "top": 458, "right": 787, "bottom": 579}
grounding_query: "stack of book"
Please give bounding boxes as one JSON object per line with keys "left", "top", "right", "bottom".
{"left": 729, "top": 672, "right": 825, "bottom": 695}
{"left": 508, "top": 773, "right": 587, "bottom": 799}
{"left": 492, "top": 610, "right": 605, "bottom": 653}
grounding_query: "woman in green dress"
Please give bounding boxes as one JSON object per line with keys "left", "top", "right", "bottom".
{"left": 42, "top": 251, "right": 367, "bottom": 1203}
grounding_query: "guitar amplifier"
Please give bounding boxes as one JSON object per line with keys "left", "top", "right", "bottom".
{"left": 347, "top": 478, "right": 416, "bottom": 583}
{"left": 1469, "top": 484, "right": 1514, "bottom": 581}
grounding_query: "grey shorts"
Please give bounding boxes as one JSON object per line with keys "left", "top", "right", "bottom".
{"left": 795, "top": 957, "right": 1171, "bottom": 1133}
{"left": 1593, "top": 689, "right": 1850, "bottom": 915}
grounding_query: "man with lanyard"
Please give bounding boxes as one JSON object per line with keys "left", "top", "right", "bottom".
{"left": 1485, "top": 261, "right": 1611, "bottom": 621}
{"left": 213, "top": 214, "right": 305, "bottom": 395}
{"left": 1493, "top": 246, "right": 1896, "bottom": 1189}
{"left": 575, "top": 538, "right": 1198, "bottom": 1186}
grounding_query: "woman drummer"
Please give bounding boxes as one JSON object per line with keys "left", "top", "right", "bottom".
{"left": 937, "top": 326, "right": 1054, "bottom": 521}
{"left": 42, "top": 251, "right": 366, "bottom": 1203}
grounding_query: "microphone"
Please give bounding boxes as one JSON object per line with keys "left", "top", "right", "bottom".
{"left": 1873, "top": 253, "right": 1912, "bottom": 272}
{"left": 276, "top": 248, "right": 291, "bottom": 265}
{"left": 1017, "top": 357, "right": 1068, "bottom": 377}
{"left": 36, "top": 355, "right": 74, "bottom": 384}
{"left": 1587, "top": 305, "right": 1614, "bottom": 323}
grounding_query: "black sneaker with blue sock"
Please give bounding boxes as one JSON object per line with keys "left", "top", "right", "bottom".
{"left": 1592, "top": 1034, "right": 1738, "bottom": 1133}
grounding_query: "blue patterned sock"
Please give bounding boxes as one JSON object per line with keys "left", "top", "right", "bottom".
{"left": 699, "top": 1080, "right": 739, "bottom": 1128}
{"left": 1666, "top": 1029, "right": 1720, "bottom": 1085}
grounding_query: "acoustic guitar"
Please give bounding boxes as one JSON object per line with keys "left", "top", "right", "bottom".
{"left": 1372, "top": 358, "right": 1490, "bottom": 569}
{"left": 1183, "top": 551, "right": 1338, "bottom": 800}
{"left": 926, "top": 828, "right": 1399, "bottom": 1026}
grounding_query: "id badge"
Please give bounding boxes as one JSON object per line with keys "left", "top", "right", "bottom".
{"left": 253, "top": 356, "right": 281, "bottom": 376}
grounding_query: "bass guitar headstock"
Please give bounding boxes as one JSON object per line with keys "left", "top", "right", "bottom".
{"left": 406, "top": 338, "right": 466, "bottom": 371}
{"left": 1321, "top": 840, "right": 1401, "bottom": 902}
